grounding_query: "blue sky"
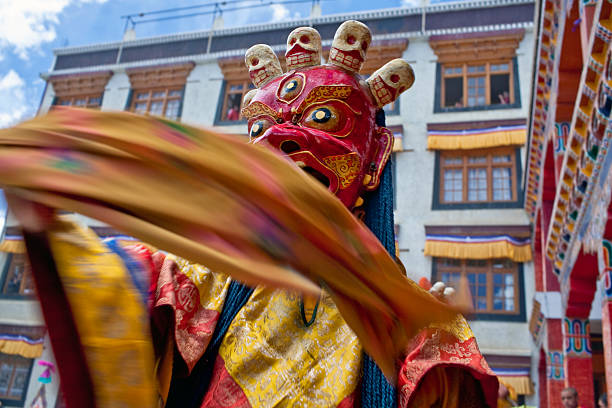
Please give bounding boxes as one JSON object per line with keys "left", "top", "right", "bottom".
{"left": 0, "top": 0, "right": 434, "bottom": 128}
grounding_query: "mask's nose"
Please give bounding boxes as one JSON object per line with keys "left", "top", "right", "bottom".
{"left": 253, "top": 122, "right": 352, "bottom": 157}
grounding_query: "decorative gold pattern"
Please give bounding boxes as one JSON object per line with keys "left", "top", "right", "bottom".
{"left": 296, "top": 86, "right": 352, "bottom": 114}
{"left": 240, "top": 101, "right": 281, "bottom": 121}
{"left": 323, "top": 153, "right": 361, "bottom": 189}
{"left": 427, "top": 314, "right": 474, "bottom": 342}
{"left": 219, "top": 288, "right": 362, "bottom": 407}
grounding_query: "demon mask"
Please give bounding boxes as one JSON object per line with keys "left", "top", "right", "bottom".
{"left": 242, "top": 21, "right": 414, "bottom": 209}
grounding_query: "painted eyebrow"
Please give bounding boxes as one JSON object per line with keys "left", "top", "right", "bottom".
{"left": 240, "top": 101, "right": 281, "bottom": 121}
{"left": 295, "top": 85, "right": 353, "bottom": 115}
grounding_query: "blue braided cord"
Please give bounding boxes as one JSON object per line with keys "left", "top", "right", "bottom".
{"left": 360, "top": 109, "right": 397, "bottom": 408}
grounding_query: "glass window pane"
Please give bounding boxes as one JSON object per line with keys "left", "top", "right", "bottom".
{"left": 168, "top": 90, "right": 182, "bottom": 98}
{"left": 152, "top": 90, "right": 165, "bottom": 99}
{"left": 88, "top": 96, "right": 101, "bottom": 106}
{"left": 493, "top": 167, "right": 512, "bottom": 201}
{"left": 0, "top": 363, "right": 12, "bottom": 396}
{"left": 149, "top": 101, "right": 163, "bottom": 115}
{"left": 229, "top": 84, "right": 243, "bottom": 91}
{"left": 492, "top": 154, "right": 511, "bottom": 163}
{"left": 136, "top": 92, "right": 149, "bottom": 100}
{"left": 443, "top": 157, "right": 462, "bottom": 165}
{"left": 134, "top": 102, "right": 147, "bottom": 113}
{"left": 491, "top": 63, "right": 509, "bottom": 72}
{"left": 445, "top": 66, "right": 462, "bottom": 75}
{"left": 9, "top": 366, "right": 28, "bottom": 398}
{"left": 58, "top": 99, "right": 72, "bottom": 106}
{"left": 74, "top": 98, "right": 87, "bottom": 106}
{"left": 165, "top": 99, "right": 180, "bottom": 120}
{"left": 468, "top": 65, "right": 485, "bottom": 73}
{"left": 467, "top": 168, "right": 487, "bottom": 201}
{"left": 3, "top": 258, "right": 24, "bottom": 295}
{"left": 468, "top": 156, "right": 486, "bottom": 164}
{"left": 443, "top": 169, "right": 463, "bottom": 202}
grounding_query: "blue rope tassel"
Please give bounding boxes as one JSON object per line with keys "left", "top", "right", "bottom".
{"left": 360, "top": 109, "right": 397, "bottom": 408}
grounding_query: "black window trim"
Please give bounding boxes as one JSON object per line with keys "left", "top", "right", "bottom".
{"left": 431, "top": 147, "right": 524, "bottom": 210}
{"left": 431, "top": 257, "right": 526, "bottom": 322}
{"left": 0, "top": 253, "right": 36, "bottom": 300}
{"left": 433, "top": 57, "right": 521, "bottom": 113}
{"left": 0, "top": 353, "right": 34, "bottom": 407}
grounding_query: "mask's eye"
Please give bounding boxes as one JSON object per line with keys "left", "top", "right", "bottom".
{"left": 248, "top": 118, "right": 274, "bottom": 140}
{"left": 302, "top": 104, "right": 351, "bottom": 136}
{"left": 312, "top": 108, "right": 332, "bottom": 123}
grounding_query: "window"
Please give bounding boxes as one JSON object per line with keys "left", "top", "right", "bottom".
{"left": 126, "top": 62, "right": 194, "bottom": 122}
{"left": 55, "top": 95, "right": 102, "bottom": 109}
{"left": 219, "top": 80, "right": 255, "bottom": 122}
{"left": 442, "top": 61, "right": 514, "bottom": 108}
{"left": 434, "top": 257, "right": 520, "bottom": 315}
{"left": 49, "top": 71, "right": 112, "bottom": 111}
{"left": 129, "top": 88, "right": 183, "bottom": 120}
{"left": 430, "top": 31, "right": 523, "bottom": 112}
{"left": 439, "top": 148, "right": 517, "bottom": 204}
{"left": 2, "top": 254, "right": 35, "bottom": 296}
{"left": 0, "top": 353, "right": 32, "bottom": 404}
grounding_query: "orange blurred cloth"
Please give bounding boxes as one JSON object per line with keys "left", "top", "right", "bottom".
{"left": 0, "top": 107, "right": 462, "bottom": 382}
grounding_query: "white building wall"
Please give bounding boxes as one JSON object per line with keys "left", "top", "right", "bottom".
{"left": 393, "top": 30, "right": 536, "bottom": 357}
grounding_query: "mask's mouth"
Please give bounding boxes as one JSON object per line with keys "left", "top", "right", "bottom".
{"left": 298, "top": 163, "right": 331, "bottom": 188}
{"left": 288, "top": 151, "right": 339, "bottom": 193}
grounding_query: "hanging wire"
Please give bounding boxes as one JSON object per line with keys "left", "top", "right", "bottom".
{"left": 121, "top": 0, "right": 332, "bottom": 32}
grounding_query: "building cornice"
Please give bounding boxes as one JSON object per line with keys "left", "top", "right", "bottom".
{"left": 43, "top": 22, "right": 533, "bottom": 78}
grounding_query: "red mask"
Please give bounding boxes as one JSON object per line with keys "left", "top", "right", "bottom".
{"left": 243, "top": 65, "right": 393, "bottom": 209}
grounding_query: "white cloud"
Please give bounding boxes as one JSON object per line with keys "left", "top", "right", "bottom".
{"left": 401, "top": 0, "right": 425, "bottom": 6}
{"left": 271, "top": 4, "right": 290, "bottom": 22}
{"left": 0, "top": 70, "right": 29, "bottom": 128}
{"left": 0, "top": 0, "right": 107, "bottom": 60}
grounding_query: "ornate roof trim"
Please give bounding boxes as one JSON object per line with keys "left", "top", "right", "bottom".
{"left": 53, "top": 0, "right": 534, "bottom": 56}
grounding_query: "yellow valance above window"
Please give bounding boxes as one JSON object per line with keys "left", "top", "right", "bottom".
{"left": 0, "top": 237, "right": 24, "bottom": 254}
{"left": 0, "top": 338, "right": 44, "bottom": 359}
{"left": 498, "top": 375, "right": 534, "bottom": 398}
{"left": 427, "top": 125, "right": 527, "bottom": 150}
{"left": 424, "top": 234, "right": 532, "bottom": 262}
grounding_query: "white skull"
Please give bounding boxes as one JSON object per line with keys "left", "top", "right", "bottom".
{"left": 245, "top": 44, "right": 283, "bottom": 88}
{"left": 329, "top": 20, "right": 371, "bottom": 73}
{"left": 366, "top": 59, "right": 415, "bottom": 108}
{"left": 286, "top": 27, "right": 322, "bottom": 70}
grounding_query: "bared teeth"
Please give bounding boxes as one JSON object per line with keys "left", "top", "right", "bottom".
{"left": 330, "top": 49, "right": 361, "bottom": 70}
{"left": 372, "top": 76, "right": 392, "bottom": 104}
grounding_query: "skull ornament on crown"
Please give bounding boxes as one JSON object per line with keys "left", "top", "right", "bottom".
{"left": 245, "top": 44, "right": 283, "bottom": 88}
{"left": 241, "top": 21, "right": 414, "bottom": 209}
{"left": 286, "top": 27, "right": 322, "bottom": 70}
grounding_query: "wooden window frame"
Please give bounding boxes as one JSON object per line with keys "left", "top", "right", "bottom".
{"left": 216, "top": 80, "right": 254, "bottom": 124}
{"left": 433, "top": 257, "right": 523, "bottom": 318}
{"left": 55, "top": 94, "right": 103, "bottom": 109}
{"left": 0, "top": 353, "right": 33, "bottom": 405}
{"left": 441, "top": 60, "right": 514, "bottom": 109}
{"left": 129, "top": 87, "right": 184, "bottom": 120}
{"left": 1, "top": 254, "right": 35, "bottom": 298}
{"left": 439, "top": 147, "right": 518, "bottom": 204}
